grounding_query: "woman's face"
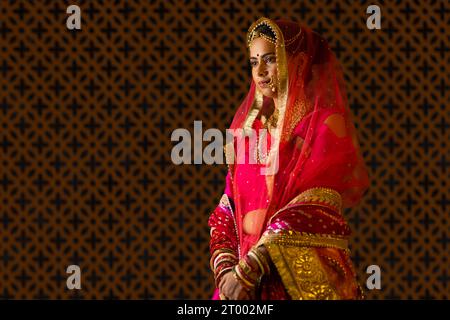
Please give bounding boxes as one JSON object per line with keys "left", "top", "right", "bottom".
{"left": 249, "top": 37, "right": 278, "bottom": 99}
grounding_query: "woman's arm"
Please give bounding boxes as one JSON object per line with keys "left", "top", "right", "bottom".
{"left": 208, "top": 172, "right": 239, "bottom": 289}
{"left": 226, "top": 238, "right": 272, "bottom": 299}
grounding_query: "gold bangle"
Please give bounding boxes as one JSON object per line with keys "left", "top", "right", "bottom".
{"left": 214, "top": 258, "right": 237, "bottom": 272}
{"left": 239, "top": 260, "right": 260, "bottom": 283}
{"left": 210, "top": 249, "right": 236, "bottom": 270}
{"left": 215, "top": 266, "right": 233, "bottom": 279}
{"left": 213, "top": 253, "right": 237, "bottom": 270}
{"left": 248, "top": 251, "right": 265, "bottom": 275}
{"left": 215, "top": 266, "right": 233, "bottom": 286}
{"left": 252, "top": 248, "right": 270, "bottom": 275}
{"left": 233, "top": 265, "right": 255, "bottom": 289}
{"left": 238, "top": 259, "right": 253, "bottom": 275}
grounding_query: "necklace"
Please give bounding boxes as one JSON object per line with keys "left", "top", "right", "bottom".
{"left": 255, "top": 131, "right": 266, "bottom": 164}
{"left": 255, "top": 108, "right": 278, "bottom": 164}
{"left": 263, "top": 108, "right": 279, "bottom": 130}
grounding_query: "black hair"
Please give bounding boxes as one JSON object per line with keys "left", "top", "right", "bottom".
{"left": 251, "top": 24, "right": 276, "bottom": 42}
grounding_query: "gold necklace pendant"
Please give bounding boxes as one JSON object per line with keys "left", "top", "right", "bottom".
{"left": 255, "top": 108, "right": 278, "bottom": 164}
{"left": 264, "top": 108, "right": 279, "bottom": 131}
{"left": 254, "top": 129, "right": 269, "bottom": 164}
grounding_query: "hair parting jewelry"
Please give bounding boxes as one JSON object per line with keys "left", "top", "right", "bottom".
{"left": 247, "top": 21, "right": 278, "bottom": 47}
{"left": 256, "top": 33, "right": 277, "bottom": 46}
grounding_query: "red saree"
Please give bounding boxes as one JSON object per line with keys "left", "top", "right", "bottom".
{"left": 208, "top": 17, "right": 370, "bottom": 300}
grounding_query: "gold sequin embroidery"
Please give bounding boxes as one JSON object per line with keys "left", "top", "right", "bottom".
{"left": 264, "top": 245, "right": 340, "bottom": 299}
{"left": 268, "top": 187, "right": 342, "bottom": 225}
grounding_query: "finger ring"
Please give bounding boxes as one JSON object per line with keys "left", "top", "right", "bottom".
{"left": 219, "top": 293, "right": 227, "bottom": 300}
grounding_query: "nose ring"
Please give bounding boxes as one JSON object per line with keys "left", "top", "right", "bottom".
{"left": 267, "top": 77, "right": 276, "bottom": 92}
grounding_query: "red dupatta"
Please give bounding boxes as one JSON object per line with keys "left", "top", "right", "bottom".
{"left": 224, "top": 18, "right": 370, "bottom": 257}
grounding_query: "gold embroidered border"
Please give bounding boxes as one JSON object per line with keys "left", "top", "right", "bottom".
{"left": 257, "top": 230, "right": 349, "bottom": 251}
{"left": 287, "top": 187, "right": 342, "bottom": 209}
{"left": 268, "top": 187, "right": 342, "bottom": 224}
{"left": 264, "top": 245, "right": 340, "bottom": 299}
{"left": 254, "top": 229, "right": 350, "bottom": 299}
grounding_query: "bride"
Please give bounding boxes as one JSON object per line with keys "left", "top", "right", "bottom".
{"left": 208, "top": 17, "right": 370, "bottom": 300}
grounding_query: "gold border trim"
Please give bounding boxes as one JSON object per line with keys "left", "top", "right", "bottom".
{"left": 264, "top": 245, "right": 340, "bottom": 299}
{"left": 257, "top": 230, "right": 349, "bottom": 251}
{"left": 268, "top": 187, "right": 342, "bottom": 225}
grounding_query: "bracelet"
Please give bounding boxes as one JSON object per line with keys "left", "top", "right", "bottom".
{"left": 215, "top": 258, "right": 237, "bottom": 273}
{"left": 210, "top": 248, "right": 235, "bottom": 265}
{"left": 248, "top": 251, "right": 266, "bottom": 275}
{"left": 238, "top": 259, "right": 254, "bottom": 275}
{"left": 210, "top": 249, "right": 236, "bottom": 271}
{"left": 250, "top": 247, "right": 270, "bottom": 275}
{"left": 233, "top": 264, "right": 256, "bottom": 289}
{"left": 214, "top": 260, "right": 235, "bottom": 279}
{"left": 243, "top": 252, "right": 260, "bottom": 272}
{"left": 213, "top": 253, "right": 238, "bottom": 271}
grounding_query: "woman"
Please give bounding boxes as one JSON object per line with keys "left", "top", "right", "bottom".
{"left": 208, "top": 17, "right": 370, "bottom": 300}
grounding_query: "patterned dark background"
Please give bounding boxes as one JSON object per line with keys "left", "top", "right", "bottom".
{"left": 0, "top": 0, "right": 448, "bottom": 299}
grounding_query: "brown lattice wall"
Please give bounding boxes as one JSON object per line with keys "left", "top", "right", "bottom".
{"left": 0, "top": 0, "right": 448, "bottom": 299}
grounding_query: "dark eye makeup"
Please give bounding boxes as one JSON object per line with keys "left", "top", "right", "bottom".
{"left": 250, "top": 55, "right": 276, "bottom": 67}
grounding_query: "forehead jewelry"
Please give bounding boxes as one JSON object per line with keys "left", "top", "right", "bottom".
{"left": 247, "top": 21, "right": 278, "bottom": 48}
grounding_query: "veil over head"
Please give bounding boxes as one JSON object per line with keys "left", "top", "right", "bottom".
{"left": 225, "top": 17, "right": 370, "bottom": 257}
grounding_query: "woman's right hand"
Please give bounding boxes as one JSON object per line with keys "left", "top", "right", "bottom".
{"left": 219, "top": 271, "right": 255, "bottom": 300}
